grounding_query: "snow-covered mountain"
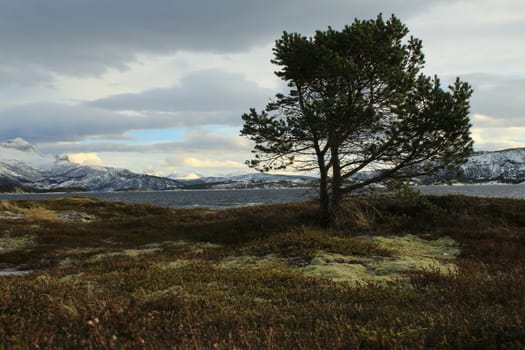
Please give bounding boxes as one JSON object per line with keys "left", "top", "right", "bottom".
{"left": 359, "top": 148, "right": 525, "bottom": 184}
{"left": 1, "top": 138, "right": 523, "bottom": 192}
{"left": 459, "top": 148, "right": 525, "bottom": 183}
{"left": 0, "top": 138, "right": 314, "bottom": 192}
{"left": 168, "top": 148, "right": 525, "bottom": 188}
{"left": 175, "top": 173, "right": 316, "bottom": 189}
{"left": 0, "top": 138, "right": 182, "bottom": 192}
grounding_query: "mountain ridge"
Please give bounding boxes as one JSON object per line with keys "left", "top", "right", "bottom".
{"left": 459, "top": 148, "right": 525, "bottom": 184}
{"left": 0, "top": 138, "right": 182, "bottom": 192}
{"left": 0, "top": 138, "right": 524, "bottom": 192}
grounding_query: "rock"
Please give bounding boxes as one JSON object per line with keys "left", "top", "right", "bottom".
{"left": 57, "top": 211, "right": 96, "bottom": 223}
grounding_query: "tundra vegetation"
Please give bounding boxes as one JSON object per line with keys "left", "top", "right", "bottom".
{"left": 1, "top": 195, "right": 525, "bottom": 349}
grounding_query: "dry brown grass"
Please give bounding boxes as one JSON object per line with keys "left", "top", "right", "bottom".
{"left": 24, "top": 206, "right": 59, "bottom": 222}
{"left": 0, "top": 200, "right": 22, "bottom": 213}
{"left": 334, "top": 199, "right": 382, "bottom": 230}
{"left": 1, "top": 196, "right": 525, "bottom": 348}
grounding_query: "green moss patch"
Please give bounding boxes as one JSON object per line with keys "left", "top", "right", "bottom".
{"left": 1, "top": 196, "right": 525, "bottom": 349}
{"left": 304, "top": 254, "right": 372, "bottom": 282}
{"left": 220, "top": 254, "right": 284, "bottom": 268}
{"left": 91, "top": 247, "right": 162, "bottom": 260}
{"left": 0, "top": 234, "right": 35, "bottom": 253}
{"left": 371, "top": 234, "right": 459, "bottom": 260}
{"left": 303, "top": 234, "right": 459, "bottom": 284}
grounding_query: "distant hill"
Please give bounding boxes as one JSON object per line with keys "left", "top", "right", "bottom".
{"left": 347, "top": 148, "right": 525, "bottom": 185}
{"left": 0, "top": 138, "right": 523, "bottom": 193}
{"left": 0, "top": 138, "right": 182, "bottom": 192}
{"left": 459, "top": 148, "right": 525, "bottom": 184}
{"left": 172, "top": 173, "right": 317, "bottom": 189}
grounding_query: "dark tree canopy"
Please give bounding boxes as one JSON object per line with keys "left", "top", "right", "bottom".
{"left": 241, "top": 14, "right": 473, "bottom": 226}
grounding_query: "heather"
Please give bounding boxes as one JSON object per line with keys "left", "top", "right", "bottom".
{"left": 1, "top": 195, "right": 525, "bottom": 349}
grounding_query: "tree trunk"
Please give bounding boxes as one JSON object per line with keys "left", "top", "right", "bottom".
{"left": 318, "top": 169, "right": 330, "bottom": 228}
{"left": 313, "top": 137, "right": 331, "bottom": 227}
{"left": 330, "top": 144, "right": 343, "bottom": 227}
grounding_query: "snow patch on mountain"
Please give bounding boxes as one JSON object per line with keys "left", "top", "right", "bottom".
{"left": 0, "top": 138, "right": 56, "bottom": 171}
{"left": 177, "top": 172, "right": 317, "bottom": 189}
{"left": 1, "top": 138, "right": 524, "bottom": 192}
{"left": 0, "top": 138, "right": 181, "bottom": 191}
{"left": 460, "top": 148, "right": 525, "bottom": 183}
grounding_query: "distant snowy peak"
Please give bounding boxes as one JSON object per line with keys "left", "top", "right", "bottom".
{"left": 461, "top": 148, "right": 525, "bottom": 183}
{"left": 177, "top": 172, "right": 317, "bottom": 189}
{"left": 55, "top": 154, "right": 73, "bottom": 164}
{"left": 174, "top": 149, "right": 525, "bottom": 187}
{"left": 229, "top": 173, "right": 314, "bottom": 183}
{"left": 469, "top": 148, "right": 525, "bottom": 164}
{"left": 2, "top": 138, "right": 524, "bottom": 192}
{"left": 0, "top": 138, "right": 40, "bottom": 153}
{"left": 0, "top": 138, "right": 182, "bottom": 192}
{"left": 0, "top": 138, "right": 42, "bottom": 156}
{"left": 0, "top": 138, "right": 56, "bottom": 171}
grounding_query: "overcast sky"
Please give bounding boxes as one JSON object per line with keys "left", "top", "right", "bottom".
{"left": 0, "top": 0, "right": 523, "bottom": 177}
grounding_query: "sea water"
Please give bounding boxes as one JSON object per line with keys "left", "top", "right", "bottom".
{"left": 0, "top": 185, "right": 523, "bottom": 209}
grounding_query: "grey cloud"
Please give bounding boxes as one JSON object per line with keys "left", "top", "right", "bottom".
{"left": 0, "top": 65, "right": 54, "bottom": 87}
{"left": 88, "top": 70, "right": 273, "bottom": 113}
{"left": 0, "top": 103, "right": 175, "bottom": 143}
{"left": 406, "top": 2, "right": 525, "bottom": 75}
{"left": 169, "top": 129, "right": 249, "bottom": 152}
{"left": 37, "top": 128, "right": 249, "bottom": 155}
{"left": 466, "top": 74, "right": 525, "bottom": 126}
{"left": 0, "top": 0, "right": 451, "bottom": 80}
{"left": 0, "top": 69, "right": 260, "bottom": 144}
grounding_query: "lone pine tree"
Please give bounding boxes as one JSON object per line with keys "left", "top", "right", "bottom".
{"left": 241, "top": 14, "right": 473, "bottom": 227}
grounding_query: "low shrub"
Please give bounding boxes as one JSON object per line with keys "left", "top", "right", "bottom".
{"left": 1, "top": 195, "right": 524, "bottom": 348}
{"left": 25, "top": 206, "right": 59, "bottom": 222}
